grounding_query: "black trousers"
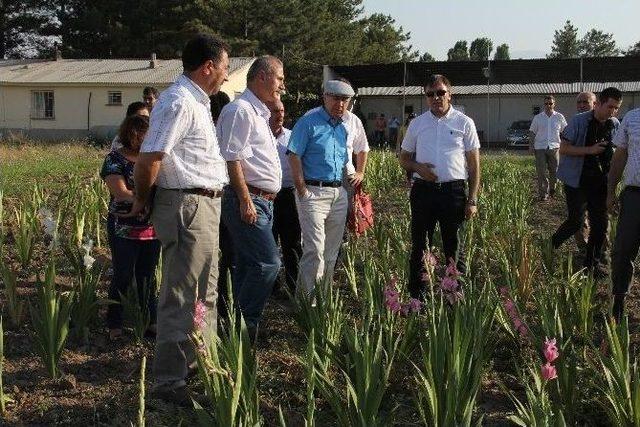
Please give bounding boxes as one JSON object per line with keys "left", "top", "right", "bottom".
{"left": 612, "top": 187, "right": 640, "bottom": 295}
{"left": 272, "top": 187, "right": 302, "bottom": 292}
{"left": 552, "top": 174, "right": 608, "bottom": 267}
{"left": 107, "top": 235, "right": 161, "bottom": 329}
{"left": 408, "top": 180, "right": 466, "bottom": 299}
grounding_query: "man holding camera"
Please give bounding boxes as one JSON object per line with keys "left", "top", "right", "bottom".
{"left": 552, "top": 87, "right": 622, "bottom": 276}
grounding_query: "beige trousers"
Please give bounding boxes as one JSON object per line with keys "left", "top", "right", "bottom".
{"left": 295, "top": 186, "right": 349, "bottom": 293}
{"left": 534, "top": 148, "right": 559, "bottom": 198}
{"left": 151, "top": 188, "right": 220, "bottom": 390}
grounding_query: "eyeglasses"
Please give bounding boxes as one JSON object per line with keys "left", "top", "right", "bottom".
{"left": 426, "top": 89, "right": 448, "bottom": 98}
{"left": 544, "top": 102, "right": 554, "bottom": 106}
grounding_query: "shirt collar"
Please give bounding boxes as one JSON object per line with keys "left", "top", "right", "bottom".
{"left": 320, "top": 107, "right": 343, "bottom": 125}
{"left": 178, "top": 74, "right": 210, "bottom": 106}
{"left": 428, "top": 106, "right": 454, "bottom": 121}
{"left": 241, "top": 89, "right": 271, "bottom": 119}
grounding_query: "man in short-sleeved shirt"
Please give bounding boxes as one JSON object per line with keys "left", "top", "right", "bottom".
{"left": 608, "top": 107, "right": 640, "bottom": 321}
{"left": 399, "top": 74, "right": 480, "bottom": 300}
{"left": 552, "top": 87, "right": 622, "bottom": 275}
{"left": 288, "top": 80, "right": 353, "bottom": 293}
{"left": 529, "top": 95, "right": 567, "bottom": 200}
{"left": 216, "top": 55, "right": 285, "bottom": 336}
{"left": 128, "top": 34, "right": 229, "bottom": 404}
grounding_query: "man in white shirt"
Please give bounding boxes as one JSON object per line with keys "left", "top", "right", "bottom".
{"left": 529, "top": 95, "right": 567, "bottom": 201}
{"left": 268, "top": 99, "right": 301, "bottom": 297}
{"left": 399, "top": 74, "right": 481, "bottom": 300}
{"left": 608, "top": 107, "right": 640, "bottom": 321}
{"left": 127, "top": 34, "right": 230, "bottom": 404}
{"left": 217, "top": 55, "right": 285, "bottom": 339}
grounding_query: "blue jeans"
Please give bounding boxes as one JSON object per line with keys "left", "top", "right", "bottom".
{"left": 221, "top": 187, "right": 280, "bottom": 327}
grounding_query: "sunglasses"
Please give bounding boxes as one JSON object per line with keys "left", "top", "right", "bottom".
{"left": 544, "top": 102, "right": 554, "bottom": 105}
{"left": 426, "top": 89, "right": 447, "bottom": 98}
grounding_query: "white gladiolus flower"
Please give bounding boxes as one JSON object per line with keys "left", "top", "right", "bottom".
{"left": 81, "top": 238, "right": 94, "bottom": 256}
{"left": 83, "top": 254, "right": 96, "bottom": 269}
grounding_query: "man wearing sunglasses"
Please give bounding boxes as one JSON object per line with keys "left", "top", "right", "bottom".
{"left": 529, "top": 95, "right": 568, "bottom": 201}
{"left": 399, "top": 74, "right": 481, "bottom": 300}
{"left": 287, "top": 80, "right": 354, "bottom": 294}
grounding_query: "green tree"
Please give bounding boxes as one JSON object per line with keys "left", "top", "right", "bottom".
{"left": 469, "top": 37, "right": 493, "bottom": 61}
{"left": 447, "top": 40, "right": 468, "bottom": 61}
{"left": 494, "top": 43, "right": 510, "bottom": 60}
{"left": 420, "top": 51, "right": 435, "bottom": 62}
{"left": 357, "top": 13, "right": 418, "bottom": 63}
{"left": 626, "top": 41, "right": 640, "bottom": 56}
{"left": 0, "top": 0, "right": 58, "bottom": 58}
{"left": 548, "top": 20, "right": 580, "bottom": 58}
{"left": 579, "top": 29, "right": 619, "bottom": 57}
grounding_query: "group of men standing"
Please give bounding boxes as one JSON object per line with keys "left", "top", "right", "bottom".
{"left": 119, "top": 32, "right": 640, "bottom": 405}
{"left": 529, "top": 88, "right": 640, "bottom": 322}
{"left": 125, "top": 34, "right": 369, "bottom": 404}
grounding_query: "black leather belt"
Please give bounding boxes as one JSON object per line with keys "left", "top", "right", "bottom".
{"left": 414, "top": 179, "right": 465, "bottom": 191}
{"left": 305, "top": 179, "right": 342, "bottom": 188}
{"left": 167, "top": 188, "right": 223, "bottom": 198}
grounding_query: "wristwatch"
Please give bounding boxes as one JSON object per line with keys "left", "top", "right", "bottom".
{"left": 467, "top": 198, "right": 478, "bottom": 206}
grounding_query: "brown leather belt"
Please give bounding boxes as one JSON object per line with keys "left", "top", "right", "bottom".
{"left": 247, "top": 185, "right": 276, "bottom": 201}
{"left": 167, "top": 188, "right": 223, "bottom": 198}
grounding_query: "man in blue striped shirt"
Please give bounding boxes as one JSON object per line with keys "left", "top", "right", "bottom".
{"left": 287, "top": 79, "right": 354, "bottom": 293}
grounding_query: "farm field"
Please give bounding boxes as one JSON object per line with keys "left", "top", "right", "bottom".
{"left": 0, "top": 142, "right": 639, "bottom": 426}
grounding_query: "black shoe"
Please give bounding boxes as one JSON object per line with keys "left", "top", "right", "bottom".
{"left": 151, "top": 385, "right": 192, "bottom": 407}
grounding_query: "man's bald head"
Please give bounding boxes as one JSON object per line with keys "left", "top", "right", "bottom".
{"left": 576, "top": 92, "right": 596, "bottom": 113}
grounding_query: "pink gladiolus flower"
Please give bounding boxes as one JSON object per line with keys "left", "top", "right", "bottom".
{"left": 423, "top": 251, "right": 438, "bottom": 267}
{"left": 445, "top": 259, "right": 461, "bottom": 279}
{"left": 400, "top": 303, "right": 410, "bottom": 316}
{"left": 543, "top": 337, "right": 559, "bottom": 363}
{"left": 541, "top": 362, "right": 557, "bottom": 380}
{"left": 518, "top": 325, "right": 528, "bottom": 338}
{"left": 499, "top": 286, "right": 509, "bottom": 297}
{"left": 504, "top": 299, "right": 515, "bottom": 312}
{"left": 193, "top": 300, "right": 207, "bottom": 331}
{"left": 407, "top": 298, "right": 422, "bottom": 313}
{"left": 386, "top": 298, "right": 402, "bottom": 314}
{"left": 440, "top": 276, "right": 459, "bottom": 293}
{"left": 512, "top": 317, "right": 522, "bottom": 330}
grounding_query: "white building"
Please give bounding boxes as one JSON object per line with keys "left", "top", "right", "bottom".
{"left": 0, "top": 56, "right": 255, "bottom": 141}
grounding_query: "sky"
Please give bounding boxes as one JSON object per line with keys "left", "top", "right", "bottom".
{"left": 362, "top": 0, "right": 640, "bottom": 60}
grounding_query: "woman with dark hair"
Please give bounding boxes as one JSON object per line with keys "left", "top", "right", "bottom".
{"left": 100, "top": 114, "right": 160, "bottom": 340}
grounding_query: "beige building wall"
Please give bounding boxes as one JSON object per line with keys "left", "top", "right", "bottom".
{"left": 0, "top": 61, "right": 252, "bottom": 141}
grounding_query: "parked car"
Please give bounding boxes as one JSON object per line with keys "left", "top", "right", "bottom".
{"left": 506, "top": 120, "right": 532, "bottom": 148}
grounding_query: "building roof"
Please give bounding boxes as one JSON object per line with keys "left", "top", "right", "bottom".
{"left": 0, "top": 57, "right": 255, "bottom": 86}
{"left": 329, "top": 56, "right": 640, "bottom": 88}
{"left": 358, "top": 81, "right": 640, "bottom": 97}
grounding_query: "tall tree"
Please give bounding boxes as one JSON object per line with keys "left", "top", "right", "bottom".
{"left": 469, "top": 37, "right": 493, "bottom": 61}
{"left": 357, "top": 13, "right": 418, "bottom": 63}
{"left": 627, "top": 41, "right": 640, "bottom": 56}
{"left": 0, "top": 0, "right": 58, "bottom": 58}
{"left": 447, "top": 40, "right": 468, "bottom": 61}
{"left": 579, "top": 29, "right": 619, "bottom": 57}
{"left": 494, "top": 43, "right": 510, "bottom": 60}
{"left": 548, "top": 20, "right": 580, "bottom": 58}
{"left": 420, "top": 51, "right": 435, "bottom": 62}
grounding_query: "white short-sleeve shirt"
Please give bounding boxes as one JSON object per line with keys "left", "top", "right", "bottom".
{"left": 613, "top": 108, "right": 640, "bottom": 187}
{"left": 217, "top": 89, "right": 282, "bottom": 194}
{"left": 140, "top": 75, "right": 228, "bottom": 190}
{"left": 400, "top": 107, "right": 480, "bottom": 182}
{"left": 274, "top": 127, "right": 293, "bottom": 188}
{"left": 529, "top": 111, "right": 567, "bottom": 149}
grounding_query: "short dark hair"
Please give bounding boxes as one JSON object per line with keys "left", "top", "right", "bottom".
{"left": 598, "top": 87, "right": 623, "bottom": 103}
{"left": 143, "top": 86, "right": 158, "bottom": 98}
{"left": 126, "top": 101, "right": 147, "bottom": 117}
{"left": 247, "top": 55, "right": 282, "bottom": 83}
{"left": 424, "top": 74, "right": 452, "bottom": 90}
{"left": 118, "top": 114, "right": 149, "bottom": 150}
{"left": 182, "top": 34, "right": 230, "bottom": 72}
{"left": 544, "top": 95, "right": 555, "bottom": 102}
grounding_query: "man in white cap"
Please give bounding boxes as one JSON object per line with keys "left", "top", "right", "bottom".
{"left": 287, "top": 79, "right": 354, "bottom": 293}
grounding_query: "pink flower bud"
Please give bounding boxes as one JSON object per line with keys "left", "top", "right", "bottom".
{"left": 193, "top": 300, "right": 207, "bottom": 331}
{"left": 543, "top": 337, "right": 559, "bottom": 363}
{"left": 541, "top": 362, "right": 557, "bottom": 380}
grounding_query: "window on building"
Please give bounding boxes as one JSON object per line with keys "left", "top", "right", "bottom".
{"left": 108, "top": 91, "right": 123, "bottom": 105}
{"left": 30, "top": 91, "right": 55, "bottom": 119}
